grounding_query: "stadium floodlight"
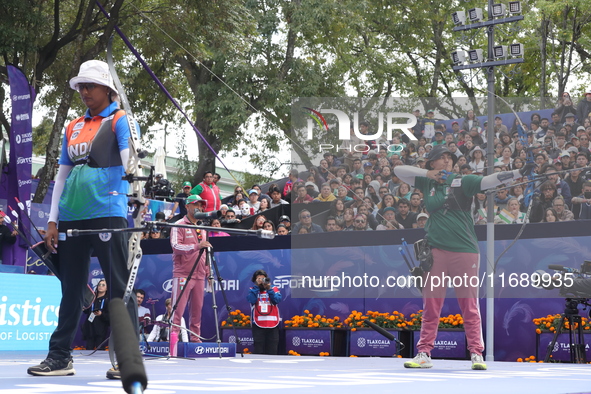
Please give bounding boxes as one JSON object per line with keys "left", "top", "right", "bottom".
{"left": 451, "top": 50, "right": 467, "bottom": 65}
{"left": 491, "top": 4, "right": 506, "bottom": 17}
{"left": 468, "top": 49, "right": 484, "bottom": 63}
{"left": 468, "top": 8, "right": 484, "bottom": 22}
{"left": 452, "top": 11, "right": 467, "bottom": 26}
{"left": 509, "top": 43, "right": 524, "bottom": 57}
{"left": 508, "top": 1, "right": 522, "bottom": 14}
{"left": 493, "top": 45, "right": 508, "bottom": 58}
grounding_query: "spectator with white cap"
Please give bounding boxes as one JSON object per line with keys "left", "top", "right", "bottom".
{"left": 468, "top": 146, "right": 486, "bottom": 174}
{"left": 416, "top": 212, "right": 429, "bottom": 228}
{"left": 559, "top": 151, "right": 572, "bottom": 170}
{"left": 247, "top": 189, "right": 261, "bottom": 215}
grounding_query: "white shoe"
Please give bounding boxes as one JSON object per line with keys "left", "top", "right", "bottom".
{"left": 471, "top": 353, "right": 487, "bottom": 370}
{"left": 404, "top": 352, "right": 433, "bottom": 369}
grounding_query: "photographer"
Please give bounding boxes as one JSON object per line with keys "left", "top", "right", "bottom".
{"left": 81, "top": 279, "right": 109, "bottom": 350}
{"left": 247, "top": 270, "right": 282, "bottom": 354}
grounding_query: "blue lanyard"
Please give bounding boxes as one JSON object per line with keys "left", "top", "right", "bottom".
{"left": 92, "top": 298, "right": 105, "bottom": 312}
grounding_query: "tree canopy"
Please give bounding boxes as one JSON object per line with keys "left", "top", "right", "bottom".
{"left": 2, "top": 0, "right": 591, "bottom": 200}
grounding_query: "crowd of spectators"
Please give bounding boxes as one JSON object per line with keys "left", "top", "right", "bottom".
{"left": 145, "top": 94, "right": 591, "bottom": 236}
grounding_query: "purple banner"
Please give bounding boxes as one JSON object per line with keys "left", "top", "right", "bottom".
{"left": 412, "top": 330, "right": 468, "bottom": 359}
{"left": 222, "top": 328, "right": 254, "bottom": 353}
{"left": 537, "top": 333, "right": 591, "bottom": 362}
{"left": 349, "top": 329, "right": 400, "bottom": 356}
{"left": 285, "top": 329, "right": 332, "bottom": 354}
{"left": 5, "top": 65, "right": 34, "bottom": 267}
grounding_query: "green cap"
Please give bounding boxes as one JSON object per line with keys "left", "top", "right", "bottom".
{"left": 183, "top": 181, "right": 192, "bottom": 188}
{"left": 186, "top": 195, "right": 204, "bottom": 205}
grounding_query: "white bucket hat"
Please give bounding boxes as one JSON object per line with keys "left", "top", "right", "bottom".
{"left": 69, "top": 60, "right": 118, "bottom": 94}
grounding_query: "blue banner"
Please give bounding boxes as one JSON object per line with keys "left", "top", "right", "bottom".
{"left": 6, "top": 65, "right": 35, "bottom": 267}
{"left": 0, "top": 273, "right": 61, "bottom": 350}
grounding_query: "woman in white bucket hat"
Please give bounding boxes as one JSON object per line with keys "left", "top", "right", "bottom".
{"left": 28, "top": 60, "right": 140, "bottom": 378}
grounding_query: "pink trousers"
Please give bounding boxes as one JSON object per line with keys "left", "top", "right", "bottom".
{"left": 417, "top": 247, "right": 484, "bottom": 356}
{"left": 171, "top": 276, "right": 206, "bottom": 342}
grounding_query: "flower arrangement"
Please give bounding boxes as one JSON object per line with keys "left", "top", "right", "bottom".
{"left": 533, "top": 314, "right": 591, "bottom": 334}
{"left": 517, "top": 355, "right": 543, "bottom": 363}
{"left": 439, "top": 313, "right": 464, "bottom": 329}
{"left": 288, "top": 350, "right": 301, "bottom": 356}
{"left": 345, "top": 310, "right": 406, "bottom": 331}
{"left": 221, "top": 309, "right": 251, "bottom": 327}
{"left": 405, "top": 310, "right": 464, "bottom": 330}
{"left": 284, "top": 310, "right": 343, "bottom": 328}
{"left": 406, "top": 311, "right": 423, "bottom": 330}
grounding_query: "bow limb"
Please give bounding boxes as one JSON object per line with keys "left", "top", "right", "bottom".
{"left": 106, "top": 35, "right": 148, "bottom": 370}
{"left": 107, "top": 35, "right": 145, "bottom": 293}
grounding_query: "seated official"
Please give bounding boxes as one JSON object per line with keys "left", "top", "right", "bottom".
{"left": 147, "top": 298, "right": 189, "bottom": 342}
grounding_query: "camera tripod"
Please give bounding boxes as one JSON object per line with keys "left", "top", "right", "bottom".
{"left": 544, "top": 298, "right": 590, "bottom": 363}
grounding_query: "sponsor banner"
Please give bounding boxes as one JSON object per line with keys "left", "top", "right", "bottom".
{"left": 8, "top": 65, "right": 34, "bottom": 208}
{"left": 349, "top": 329, "right": 400, "bottom": 356}
{"left": 285, "top": 329, "right": 332, "bottom": 354}
{"left": 0, "top": 272, "right": 60, "bottom": 350}
{"left": 6, "top": 65, "right": 34, "bottom": 267}
{"left": 222, "top": 328, "right": 254, "bottom": 353}
{"left": 537, "top": 333, "right": 591, "bottom": 362}
{"left": 139, "top": 341, "right": 173, "bottom": 357}
{"left": 183, "top": 342, "right": 236, "bottom": 358}
{"left": 412, "top": 330, "right": 467, "bottom": 359}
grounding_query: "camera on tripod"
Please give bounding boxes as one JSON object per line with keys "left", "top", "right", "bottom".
{"left": 539, "top": 261, "right": 591, "bottom": 363}
{"left": 544, "top": 261, "right": 591, "bottom": 298}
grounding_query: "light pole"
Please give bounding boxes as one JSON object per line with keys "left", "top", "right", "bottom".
{"left": 451, "top": 0, "right": 524, "bottom": 362}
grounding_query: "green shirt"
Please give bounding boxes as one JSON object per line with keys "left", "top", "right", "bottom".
{"left": 414, "top": 173, "right": 482, "bottom": 253}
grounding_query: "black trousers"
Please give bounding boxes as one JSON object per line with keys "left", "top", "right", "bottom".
{"left": 48, "top": 217, "right": 139, "bottom": 360}
{"left": 252, "top": 325, "right": 279, "bottom": 355}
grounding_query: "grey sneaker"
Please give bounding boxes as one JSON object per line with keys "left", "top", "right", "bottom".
{"left": 404, "top": 352, "right": 433, "bottom": 368}
{"left": 471, "top": 353, "right": 487, "bottom": 370}
{"left": 106, "top": 365, "right": 121, "bottom": 379}
{"left": 27, "top": 358, "right": 75, "bottom": 376}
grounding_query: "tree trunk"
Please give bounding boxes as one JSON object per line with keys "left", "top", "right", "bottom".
{"left": 540, "top": 17, "right": 549, "bottom": 108}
